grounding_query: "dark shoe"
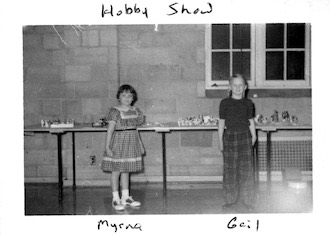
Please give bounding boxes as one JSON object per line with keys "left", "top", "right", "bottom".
{"left": 243, "top": 203, "right": 255, "bottom": 211}
{"left": 222, "top": 203, "right": 236, "bottom": 209}
{"left": 112, "top": 200, "right": 125, "bottom": 211}
{"left": 121, "top": 196, "right": 141, "bottom": 207}
{"left": 238, "top": 202, "right": 255, "bottom": 213}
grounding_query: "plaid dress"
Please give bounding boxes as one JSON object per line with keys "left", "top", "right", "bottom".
{"left": 102, "top": 107, "right": 145, "bottom": 173}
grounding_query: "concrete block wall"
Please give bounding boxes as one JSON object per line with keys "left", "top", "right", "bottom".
{"left": 23, "top": 25, "right": 312, "bottom": 184}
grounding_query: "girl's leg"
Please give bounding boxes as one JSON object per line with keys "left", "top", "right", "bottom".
{"left": 111, "top": 171, "right": 121, "bottom": 194}
{"left": 121, "top": 172, "right": 130, "bottom": 200}
{"left": 111, "top": 171, "right": 125, "bottom": 210}
{"left": 120, "top": 172, "right": 141, "bottom": 207}
{"left": 237, "top": 132, "right": 255, "bottom": 209}
{"left": 223, "top": 132, "right": 239, "bottom": 206}
{"left": 121, "top": 172, "right": 129, "bottom": 191}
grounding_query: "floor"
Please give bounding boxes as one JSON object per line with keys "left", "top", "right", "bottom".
{"left": 25, "top": 181, "right": 313, "bottom": 215}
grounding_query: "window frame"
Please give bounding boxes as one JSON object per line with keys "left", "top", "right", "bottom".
{"left": 205, "top": 23, "right": 311, "bottom": 90}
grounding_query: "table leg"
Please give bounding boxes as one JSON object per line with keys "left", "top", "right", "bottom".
{"left": 255, "top": 132, "right": 259, "bottom": 193}
{"left": 162, "top": 132, "right": 167, "bottom": 196}
{"left": 72, "top": 132, "right": 76, "bottom": 190}
{"left": 161, "top": 132, "right": 168, "bottom": 214}
{"left": 266, "top": 132, "right": 272, "bottom": 191}
{"left": 266, "top": 131, "right": 272, "bottom": 211}
{"left": 73, "top": 187, "right": 77, "bottom": 215}
{"left": 56, "top": 133, "right": 63, "bottom": 203}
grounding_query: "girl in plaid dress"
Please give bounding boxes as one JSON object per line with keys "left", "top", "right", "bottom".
{"left": 218, "top": 74, "right": 257, "bottom": 211}
{"left": 102, "top": 84, "right": 145, "bottom": 211}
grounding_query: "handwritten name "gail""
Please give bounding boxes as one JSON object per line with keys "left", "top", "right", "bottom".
{"left": 227, "top": 216, "right": 260, "bottom": 231}
{"left": 101, "top": 4, "right": 148, "bottom": 18}
{"left": 97, "top": 220, "right": 142, "bottom": 232}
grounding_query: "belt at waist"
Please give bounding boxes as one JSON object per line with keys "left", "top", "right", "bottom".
{"left": 115, "top": 128, "right": 137, "bottom": 131}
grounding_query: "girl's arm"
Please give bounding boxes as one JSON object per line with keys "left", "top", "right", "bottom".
{"left": 218, "top": 119, "right": 225, "bottom": 152}
{"left": 136, "top": 107, "right": 145, "bottom": 126}
{"left": 105, "top": 120, "right": 116, "bottom": 156}
{"left": 249, "top": 118, "right": 257, "bottom": 146}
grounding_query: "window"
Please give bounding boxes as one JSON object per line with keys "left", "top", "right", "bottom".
{"left": 206, "top": 24, "right": 255, "bottom": 88}
{"left": 205, "top": 23, "right": 311, "bottom": 90}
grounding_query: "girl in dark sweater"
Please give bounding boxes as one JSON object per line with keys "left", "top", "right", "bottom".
{"left": 218, "top": 74, "right": 257, "bottom": 211}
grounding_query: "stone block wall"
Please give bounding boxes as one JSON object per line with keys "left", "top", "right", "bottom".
{"left": 23, "top": 25, "right": 312, "bottom": 185}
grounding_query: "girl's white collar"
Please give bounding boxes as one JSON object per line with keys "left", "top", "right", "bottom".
{"left": 114, "top": 106, "right": 136, "bottom": 112}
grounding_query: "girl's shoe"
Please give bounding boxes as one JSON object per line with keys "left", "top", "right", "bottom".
{"left": 242, "top": 202, "right": 255, "bottom": 212}
{"left": 121, "top": 196, "right": 141, "bottom": 207}
{"left": 222, "top": 203, "right": 236, "bottom": 209}
{"left": 112, "top": 200, "right": 125, "bottom": 211}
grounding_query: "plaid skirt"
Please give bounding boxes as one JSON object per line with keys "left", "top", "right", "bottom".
{"left": 222, "top": 129, "right": 255, "bottom": 206}
{"left": 101, "top": 130, "right": 143, "bottom": 173}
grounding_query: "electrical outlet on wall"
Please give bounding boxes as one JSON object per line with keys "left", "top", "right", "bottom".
{"left": 90, "top": 155, "right": 96, "bottom": 165}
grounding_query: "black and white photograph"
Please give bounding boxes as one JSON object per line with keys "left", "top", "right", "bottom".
{"left": 1, "top": 0, "right": 329, "bottom": 234}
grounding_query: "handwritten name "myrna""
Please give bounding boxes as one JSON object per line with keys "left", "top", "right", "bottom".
{"left": 101, "top": 2, "right": 213, "bottom": 18}
{"left": 98, "top": 220, "right": 142, "bottom": 232}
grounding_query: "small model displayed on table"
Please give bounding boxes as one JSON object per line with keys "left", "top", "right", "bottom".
{"left": 254, "top": 110, "right": 299, "bottom": 125}
{"left": 178, "top": 115, "right": 219, "bottom": 126}
{"left": 92, "top": 117, "right": 108, "bottom": 127}
{"left": 41, "top": 119, "right": 74, "bottom": 128}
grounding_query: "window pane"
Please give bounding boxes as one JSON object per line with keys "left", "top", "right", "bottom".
{"left": 212, "top": 52, "right": 230, "bottom": 81}
{"left": 266, "top": 24, "right": 284, "bottom": 48}
{"left": 233, "top": 52, "right": 251, "bottom": 80}
{"left": 233, "top": 24, "right": 251, "bottom": 49}
{"left": 212, "top": 24, "right": 230, "bottom": 49}
{"left": 287, "top": 23, "right": 305, "bottom": 48}
{"left": 266, "top": 52, "right": 284, "bottom": 80}
{"left": 287, "top": 51, "right": 305, "bottom": 80}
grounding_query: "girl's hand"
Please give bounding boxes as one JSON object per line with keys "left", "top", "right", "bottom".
{"left": 141, "top": 147, "right": 145, "bottom": 156}
{"left": 106, "top": 148, "right": 113, "bottom": 157}
{"left": 219, "top": 141, "right": 224, "bottom": 152}
{"left": 139, "top": 140, "right": 145, "bottom": 155}
{"left": 252, "top": 135, "right": 257, "bottom": 146}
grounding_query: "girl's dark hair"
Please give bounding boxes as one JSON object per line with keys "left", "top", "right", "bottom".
{"left": 116, "top": 84, "right": 138, "bottom": 105}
